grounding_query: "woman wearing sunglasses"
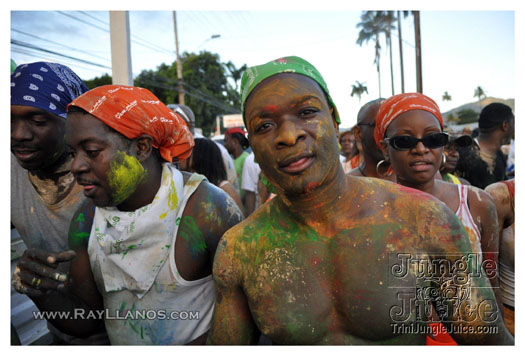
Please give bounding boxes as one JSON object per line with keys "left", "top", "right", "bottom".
{"left": 375, "top": 93, "right": 502, "bottom": 344}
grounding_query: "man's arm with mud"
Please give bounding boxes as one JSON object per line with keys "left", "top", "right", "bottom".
{"left": 207, "top": 231, "right": 260, "bottom": 345}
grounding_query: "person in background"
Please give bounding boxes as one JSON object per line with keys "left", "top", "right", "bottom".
{"left": 338, "top": 129, "right": 358, "bottom": 174}
{"left": 179, "top": 137, "right": 245, "bottom": 216}
{"left": 348, "top": 98, "right": 395, "bottom": 181}
{"left": 485, "top": 179, "right": 515, "bottom": 336}
{"left": 240, "top": 151, "right": 261, "bottom": 216}
{"left": 208, "top": 56, "right": 512, "bottom": 345}
{"left": 455, "top": 103, "right": 514, "bottom": 189}
{"left": 439, "top": 131, "right": 472, "bottom": 185}
{"left": 224, "top": 127, "right": 250, "bottom": 198}
{"left": 11, "top": 61, "right": 108, "bottom": 344}
{"left": 505, "top": 139, "right": 514, "bottom": 177}
{"left": 168, "top": 104, "right": 239, "bottom": 192}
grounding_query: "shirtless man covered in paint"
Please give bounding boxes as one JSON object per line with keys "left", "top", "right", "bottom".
{"left": 207, "top": 56, "right": 513, "bottom": 345}
{"left": 32, "top": 85, "right": 243, "bottom": 345}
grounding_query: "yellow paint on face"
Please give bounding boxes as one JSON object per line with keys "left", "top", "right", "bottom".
{"left": 108, "top": 151, "right": 147, "bottom": 206}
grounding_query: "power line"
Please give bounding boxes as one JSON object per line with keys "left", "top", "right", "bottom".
{"left": 55, "top": 10, "right": 176, "bottom": 56}
{"left": 78, "top": 11, "right": 109, "bottom": 26}
{"left": 11, "top": 48, "right": 108, "bottom": 76}
{"left": 11, "top": 39, "right": 112, "bottom": 69}
{"left": 11, "top": 28, "right": 111, "bottom": 62}
{"left": 56, "top": 11, "right": 109, "bottom": 33}
{"left": 138, "top": 76, "right": 239, "bottom": 114}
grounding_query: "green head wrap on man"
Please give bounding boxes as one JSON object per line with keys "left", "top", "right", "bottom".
{"left": 240, "top": 56, "right": 341, "bottom": 127}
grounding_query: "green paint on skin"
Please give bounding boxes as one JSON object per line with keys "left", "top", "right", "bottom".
{"left": 179, "top": 216, "right": 207, "bottom": 257}
{"left": 108, "top": 151, "right": 147, "bottom": 205}
{"left": 69, "top": 212, "right": 90, "bottom": 247}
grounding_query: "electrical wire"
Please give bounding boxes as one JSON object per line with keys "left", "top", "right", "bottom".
{"left": 11, "top": 39, "right": 112, "bottom": 69}
{"left": 11, "top": 28, "right": 111, "bottom": 62}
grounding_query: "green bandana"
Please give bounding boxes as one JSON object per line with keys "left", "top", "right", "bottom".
{"left": 240, "top": 56, "right": 341, "bottom": 127}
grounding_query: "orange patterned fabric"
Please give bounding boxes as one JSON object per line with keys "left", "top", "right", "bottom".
{"left": 374, "top": 93, "right": 443, "bottom": 148}
{"left": 68, "top": 85, "right": 194, "bottom": 162}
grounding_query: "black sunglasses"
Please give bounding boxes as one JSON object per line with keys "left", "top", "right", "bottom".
{"left": 385, "top": 133, "right": 449, "bottom": 150}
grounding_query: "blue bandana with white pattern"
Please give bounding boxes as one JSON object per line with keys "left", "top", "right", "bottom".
{"left": 11, "top": 62, "right": 89, "bottom": 119}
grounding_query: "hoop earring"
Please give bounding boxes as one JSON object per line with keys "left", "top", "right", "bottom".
{"left": 376, "top": 159, "right": 393, "bottom": 177}
{"left": 442, "top": 152, "right": 447, "bottom": 165}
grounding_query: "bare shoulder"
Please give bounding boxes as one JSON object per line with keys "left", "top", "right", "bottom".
{"left": 484, "top": 181, "right": 510, "bottom": 205}
{"left": 353, "top": 177, "right": 467, "bottom": 251}
{"left": 183, "top": 172, "right": 243, "bottom": 226}
{"left": 466, "top": 185, "right": 497, "bottom": 214}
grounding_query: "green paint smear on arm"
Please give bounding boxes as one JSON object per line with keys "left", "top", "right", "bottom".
{"left": 179, "top": 216, "right": 207, "bottom": 257}
{"left": 108, "top": 151, "right": 147, "bottom": 205}
{"left": 69, "top": 211, "right": 90, "bottom": 248}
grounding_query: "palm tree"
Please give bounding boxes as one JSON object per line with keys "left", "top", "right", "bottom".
{"left": 224, "top": 61, "right": 247, "bottom": 92}
{"left": 356, "top": 11, "right": 387, "bottom": 97}
{"left": 350, "top": 81, "right": 368, "bottom": 103}
{"left": 474, "top": 86, "right": 486, "bottom": 101}
{"left": 442, "top": 91, "right": 452, "bottom": 102}
{"left": 378, "top": 11, "right": 397, "bottom": 96}
{"left": 396, "top": 11, "right": 411, "bottom": 93}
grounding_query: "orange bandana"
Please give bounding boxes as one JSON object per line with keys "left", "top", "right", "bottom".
{"left": 374, "top": 93, "right": 443, "bottom": 148}
{"left": 68, "top": 85, "right": 193, "bottom": 162}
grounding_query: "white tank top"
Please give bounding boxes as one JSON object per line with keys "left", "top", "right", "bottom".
{"left": 88, "top": 164, "right": 214, "bottom": 344}
{"left": 454, "top": 184, "right": 482, "bottom": 255}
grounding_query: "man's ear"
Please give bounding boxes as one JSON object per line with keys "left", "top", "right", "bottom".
{"left": 330, "top": 107, "right": 340, "bottom": 132}
{"left": 501, "top": 120, "right": 510, "bottom": 132}
{"left": 132, "top": 135, "right": 154, "bottom": 162}
{"left": 354, "top": 125, "right": 362, "bottom": 143}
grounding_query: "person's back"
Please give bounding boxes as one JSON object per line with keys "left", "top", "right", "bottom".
{"left": 455, "top": 103, "right": 514, "bottom": 189}
{"left": 485, "top": 179, "right": 514, "bottom": 335}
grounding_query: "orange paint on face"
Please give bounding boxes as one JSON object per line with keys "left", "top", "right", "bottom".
{"left": 263, "top": 105, "right": 278, "bottom": 112}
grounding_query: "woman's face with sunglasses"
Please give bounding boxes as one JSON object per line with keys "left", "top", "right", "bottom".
{"left": 382, "top": 110, "right": 445, "bottom": 186}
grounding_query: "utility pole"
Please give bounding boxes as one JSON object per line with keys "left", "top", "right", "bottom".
{"left": 414, "top": 10, "right": 423, "bottom": 93}
{"left": 109, "top": 11, "right": 133, "bottom": 85}
{"left": 173, "top": 11, "right": 184, "bottom": 105}
{"left": 397, "top": 10, "right": 405, "bottom": 93}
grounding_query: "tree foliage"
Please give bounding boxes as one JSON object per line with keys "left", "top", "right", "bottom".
{"left": 473, "top": 86, "right": 486, "bottom": 101}
{"left": 81, "top": 52, "right": 246, "bottom": 137}
{"left": 356, "top": 11, "right": 387, "bottom": 97}
{"left": 83, "top": 73, "right": 112, "bottom": 89}
{"left": 133, "top": 51, "right": 243, "bottom": 137}
{"left": 442, "top": 91, "right": 452, "bottom": 101}
{"left": 456, "top": 109, "right": 478, "bottom": 124}
{"left": 350, "top": 81, "right": 368, "bottom": 103}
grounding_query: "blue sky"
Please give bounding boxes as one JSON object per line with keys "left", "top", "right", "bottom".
{"left": 7, "top": 4, "right": 519, "bottom": 130}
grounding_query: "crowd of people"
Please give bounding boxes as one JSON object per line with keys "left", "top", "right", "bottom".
{"left": 11, "top": 56, "right": 515, "bottom": 345}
